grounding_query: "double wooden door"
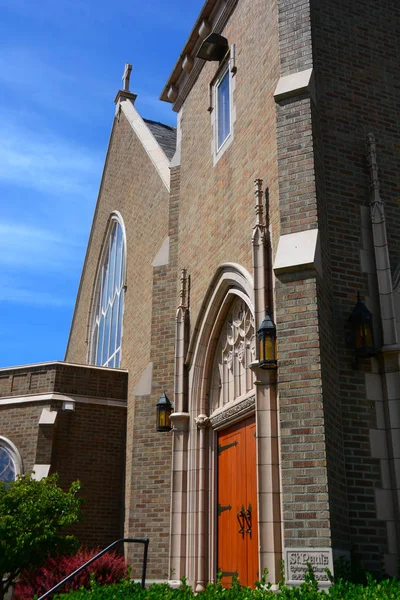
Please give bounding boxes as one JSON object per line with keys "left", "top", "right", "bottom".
{"left": 217, "top": 416, "right": 258, "bottom": 587}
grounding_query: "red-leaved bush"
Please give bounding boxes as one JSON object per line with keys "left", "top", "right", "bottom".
{"left": 12, "top": 548, "right": 129, "bottom": 600}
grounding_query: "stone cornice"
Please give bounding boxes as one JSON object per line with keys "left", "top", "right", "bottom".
{"left": 0, "top": 392, "right": 127, "bottom": 408}
{"left": 160, "top": 0, "right": 238, "bottom": 112}
{"left": 209, "top": 393, "right": 255, "bottom": 430}
{"left": 114, "top": 89, "right": 137, "bottom": 105}
{"left": 0, "top": 360, "right": 128, "bottom": 375}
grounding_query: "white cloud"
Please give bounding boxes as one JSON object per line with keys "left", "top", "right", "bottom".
{"left": 0, "top": 224, "right": 80, "bottom": 308}
{"left": 0, "top": 45, "right": 113, "bottom": 124}
{"left": 0, "top": 117, "right": 101, "bottom": 197}
{"left": 0, "top": 222, "right": 84, "bottom": 270}
{"left": 0, "top": 284, "right": 73, "bottom": 307}
{"left": 0, "top": 47, "right": 81, "bottom": 119}
{"left": 0, "top": 47, "right": 74, "bottom": 91}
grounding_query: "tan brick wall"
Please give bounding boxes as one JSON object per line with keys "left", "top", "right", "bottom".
{"left": 66, "top": 113, "right": 170, "bottom": 384}
{"left": 66, "top": 111, "right": 172, "bottom": 574}
{"left": 127, "top": 168, "right": 180, "bottom": 578}
{"left": 177, "top": 0, "right": 280, "bottom": 326}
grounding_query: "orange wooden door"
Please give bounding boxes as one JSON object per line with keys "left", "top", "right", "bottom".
{"left": 217, "top": 416, "right": 258, "bottom": 587}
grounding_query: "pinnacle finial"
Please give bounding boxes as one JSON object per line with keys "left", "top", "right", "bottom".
{"left": 179, "top": 268, "right": 188, "bottom": 309}
{"left": 366, "top": 133, "right": 385, "bottom": 224}
{"left": 254, "top": 179, "right": 264, "bottom": 227}
{"left": 366, "top": 132, "right": 379, "bottom": 193}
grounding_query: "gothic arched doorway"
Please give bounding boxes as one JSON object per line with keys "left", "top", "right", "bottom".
{"left": 170, "top": 264, "right": 281, "bottom": 591}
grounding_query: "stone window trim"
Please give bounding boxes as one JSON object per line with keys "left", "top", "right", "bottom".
{"left": 0, "top": 436, "right": 23, "bottom": 482}
{"left": 87, "top": 211, "right": 127, "bottom": 369}
{"left": 209, "top": 45, "right": 237, "bottom": 165}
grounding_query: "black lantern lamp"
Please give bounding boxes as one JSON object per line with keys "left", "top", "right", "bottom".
{"left": 257, "top": 310, "right": 277, "bottom": 369}
{"left": 156, "top": 392, "right": 172, "bottom": 432}
{"left": 196, "top": 33, "right": 229, "bottom": 62}
{"left": 348, "top": 292, "right": 375, "bottom": 361}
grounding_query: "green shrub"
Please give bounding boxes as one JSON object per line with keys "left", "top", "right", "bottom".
{"left": 54, "top": 569, "right": 400, "bottom": 600}
{"left": 13, "top": 548, "right": 129, "bottom": 599}
{"left": 0, "top": 474, "right": 82, "bottom": 600}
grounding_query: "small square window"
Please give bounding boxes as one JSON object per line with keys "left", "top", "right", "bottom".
{"left": 216, "top": 67, "right": 231, "bottom": 151}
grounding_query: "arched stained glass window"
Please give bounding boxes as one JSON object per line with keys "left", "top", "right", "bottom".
{"left": 209, "top": 296, "right": 256, "bottom": 412}
{"left": 0, "top": 437, "right": 22, "bottom": 482}
{"left": 90, "top": 216, "right": 125, "bottom": 368}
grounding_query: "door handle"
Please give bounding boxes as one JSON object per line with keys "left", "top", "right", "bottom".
{"left": 236, "top": 504, "right": 245, "bottom": 537}
{"left": 244, "top": 503, "right": 252, "bottom": 538}
{"left": 237, "top": 504, "right": 252, "bottom": 537}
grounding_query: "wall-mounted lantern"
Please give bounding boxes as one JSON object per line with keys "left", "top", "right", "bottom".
{"left": 196, "top": 33, "right": 229, "bottom": 62}
{"left": 156, "top": 392, "right": 172, "bottom": 432}
{"left": 348, "top": 292, "right": 375, "bottom": 363}
{"left": 257, "top": 310, "right": 277, "bottom": 369}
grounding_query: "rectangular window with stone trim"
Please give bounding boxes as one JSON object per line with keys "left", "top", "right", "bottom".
{"left": 209, "top": 48, "right": 236, "bottom": 164}
{"left": 216, "top": 66, "right": 231, "bottom": 151}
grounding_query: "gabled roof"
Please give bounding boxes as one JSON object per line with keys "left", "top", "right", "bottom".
{"left": 117, "top": 98, "right": 174, "bottom": 191}
{"left": 143, "top": 119, "right": 176, "bottom": 161}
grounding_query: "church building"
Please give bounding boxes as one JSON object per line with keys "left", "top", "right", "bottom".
{"left": 1, "top": 0, "right": 400, "bottom": 589}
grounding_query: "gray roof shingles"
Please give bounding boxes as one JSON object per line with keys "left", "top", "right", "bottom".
{"left": 143, "top": 118, "right": 177, "bottom": 161}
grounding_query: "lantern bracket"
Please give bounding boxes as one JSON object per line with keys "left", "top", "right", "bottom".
{"left": 347, "top": 292, "right": 376, "bottom": 369}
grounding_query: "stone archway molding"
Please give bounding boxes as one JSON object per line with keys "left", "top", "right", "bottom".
{"left": 186, "top": 263, "right": 254, "bottom": 416}
{"left": 185, "top": 263, "right": 255, "bottom": 591}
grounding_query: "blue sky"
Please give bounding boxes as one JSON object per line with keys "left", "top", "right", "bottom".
{"left": 0, "top": 0, "right": 202, "bottom": 368}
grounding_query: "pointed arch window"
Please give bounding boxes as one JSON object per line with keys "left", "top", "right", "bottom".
{"left": 210, "top": 296, "right": 256, "bottom": 412}
{"left": 90, "top": 216, "right": 126, "bottom": 368}
{"left": 0, "top": 437, "right": 22, "bottom": 482}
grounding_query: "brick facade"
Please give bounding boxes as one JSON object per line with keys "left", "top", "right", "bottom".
{"left": 0, "top": 362, "right": 127, "bottom": 547}
{"left": 53, "top": 403, "right": 126, "bottom": 548}
{"left": 2, "top": 0, "right": 400, "bottom": 586}
{"left": 65, "top": 105, "right": 173, "bottom": 577}
{"left": 311, "top": 0, "right": 400, "bottom": 570}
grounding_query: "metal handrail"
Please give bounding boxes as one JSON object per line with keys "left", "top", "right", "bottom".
{"left": 37, "top": 537, "right": 150, "bottom": 600}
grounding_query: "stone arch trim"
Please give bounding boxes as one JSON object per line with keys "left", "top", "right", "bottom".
{"left": 187, "top": 263, "right": 254, "bottom": 417}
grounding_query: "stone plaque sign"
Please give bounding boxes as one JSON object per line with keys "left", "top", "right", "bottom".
{"left": 285, "top": 548, "right": 333, "bottom": 586}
